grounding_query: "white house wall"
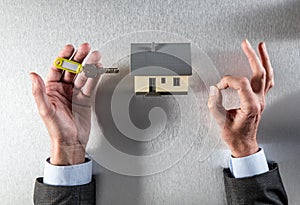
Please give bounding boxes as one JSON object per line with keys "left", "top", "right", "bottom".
{"left": 134, "top": 76, "right": 189, "bottom": 93}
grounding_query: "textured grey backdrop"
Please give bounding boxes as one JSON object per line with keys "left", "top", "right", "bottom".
{"left": 0, "top": 0, "right": 300, "bottom": 204}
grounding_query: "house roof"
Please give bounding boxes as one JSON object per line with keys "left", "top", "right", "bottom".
{"left": 130, "top": 43, "right": 192, "bottom": 76}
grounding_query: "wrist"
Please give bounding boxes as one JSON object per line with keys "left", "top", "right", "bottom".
{"left": 229, "top": 140, "right": 259, "bottom": 158}
{"left": 50, "top": 141, "right": 86, "bottom": 165}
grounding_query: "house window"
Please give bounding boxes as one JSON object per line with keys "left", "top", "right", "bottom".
{"left": 161, "top": 77, "right": 166, "bottom": 84}
{"left": 173, "top": 77, "right": 180, "bottom": 86}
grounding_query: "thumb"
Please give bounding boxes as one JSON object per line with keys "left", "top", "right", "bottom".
{"left": 207, "top": 86, "right": 226, "bottom": 127}
{"left": 30, "top": 72, "right": 51, "bottom": 118}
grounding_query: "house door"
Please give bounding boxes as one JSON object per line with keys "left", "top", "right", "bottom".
{"left": 149, "top": 78, "right": 156, "bottom": 93}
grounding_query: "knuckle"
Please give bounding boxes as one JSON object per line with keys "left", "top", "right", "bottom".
{"left": 245, "top": 100, "right": 261, "bottom": 114}
{"left": 79, "top": 77, "right": 86, "bottom": 84}
{"left": 249, "top": 103, "right": 260, "bottom": 114}
{"left": 239, "top": 77, "right": 249, "bottom": 87}
{"left": 269, "top": 75, "right": 274, "bottom": 82}
{"left": 261, "top": 69, "right": 266, "bottom": 78}
{"left": 207, "top": 100, "right": 214, "bottom": 109}
{"left": 207, "top": 99, "right": 218, "bottom": 111}
{"left": 252, "top": 69, "right": 266, "bottom": 81}
{"left": 260, "top": 103, "right": 265, "bottom": 112}
{"left": 255, "top": 70, "right": 266, "bottom": 80}
{"left": 39, "top": 108, "right": 50, "bottom": 118}
{"left": 260, "top": 99, "right": 266, "bottom": 111}
{"left": 266, "top": 68, "right": 274, "bottom": 80}
{"left": 268, "top": 68, "right": 274, "bottom": 75}
{"left": 268, "top": 84, "right": 273, "bottom": 89}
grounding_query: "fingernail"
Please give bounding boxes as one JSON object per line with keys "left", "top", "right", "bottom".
{"left": 262, "top": 42, "right": 267, "bottom": 50}
{"left": 29, "top": 73, "right": 36, "bottom": 83}
{"left": 216, "top": 81, "right": 223, "bottom": 89}
{"left": 209, "top": 86, "right": 218, "bottom": 96}
{"left": 29, "top": 73, "right": 34, "bottom": 81}
{"left": 245, "top": 39, "right": 251, "bottom": 47}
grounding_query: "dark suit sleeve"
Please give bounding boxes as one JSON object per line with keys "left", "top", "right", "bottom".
{"left": 223, "top": 162, "right": 288, "bottom": 205}
{"left": 33, "top": 177, "right": 96, "bottom": 205}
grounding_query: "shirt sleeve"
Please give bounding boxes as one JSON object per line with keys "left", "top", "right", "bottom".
{"left": 43, "top": 157, "right": 93, "bottom": 186}
{"left": 229, "top": 148, "right": 269, "bottom": 178}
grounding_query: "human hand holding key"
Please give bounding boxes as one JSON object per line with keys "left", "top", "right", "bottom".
{"left": 30, "top": 43, "right": 118, "bottom": 165}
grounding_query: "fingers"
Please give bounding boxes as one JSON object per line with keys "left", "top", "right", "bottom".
{"left": 81, "top": 62, "right": 102, "bottom": 97}
{"left": 241, "top": 39, "right": 266, "bottom": 94}
{"left": 258, "top": 42, "right": 274, "bottom": 94}
{"left": 47, "top": 44, "right": 75, "bottom": 82}
{"left": 217, "top": 76, "right": 260, "bottom": 114}
{"left": 207, "top": 86, "right": 226, "bottom": 127}
{"left": 74, "top": 51, "right": 101, "bottom": 90}
{"left": 30, "top": 72, "right": 52, "bottom": 118}
{"left": 62, "top": 43, "right": 91, "bottom": 84}
{"left": 86, "top": 50, "right": 101, "bottom": 65}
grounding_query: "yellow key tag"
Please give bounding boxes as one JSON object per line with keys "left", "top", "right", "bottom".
{"left": 53, "top": 57, "right": 83, "bottom": 74}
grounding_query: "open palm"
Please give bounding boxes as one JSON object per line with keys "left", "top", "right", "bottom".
{"left": 30, "top": 43, "right": 101, "bottom": 165}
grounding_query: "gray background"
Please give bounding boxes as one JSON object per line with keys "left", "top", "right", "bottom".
{"left": 0, "top": 0, "right": 300, "bottom": 204}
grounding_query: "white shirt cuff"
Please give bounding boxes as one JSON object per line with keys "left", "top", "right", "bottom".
{"left": 229, "top": 148, "right": 269, "bottom": 178}
{"left": 43, "top": 157, "right": 93, "bottom": 186}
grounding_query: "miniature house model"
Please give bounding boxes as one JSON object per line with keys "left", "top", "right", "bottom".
{"left": 130, "top": 42, "right": 192, "bottom": 95}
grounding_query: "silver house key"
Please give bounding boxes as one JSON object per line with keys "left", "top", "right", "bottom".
{"left": 83, "top": 64, "right": 119, "bottom": 78}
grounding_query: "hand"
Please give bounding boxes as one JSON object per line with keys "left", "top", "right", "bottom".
{"left": 30, "top": 43, "right": 102, "bottom": 165}
{"left": 208, "top": 39, "right": 274, "bottom": 158}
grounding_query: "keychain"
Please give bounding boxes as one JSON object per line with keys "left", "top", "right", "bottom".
{"left": 53, "top": 57, "right": 119, "bottom": 78}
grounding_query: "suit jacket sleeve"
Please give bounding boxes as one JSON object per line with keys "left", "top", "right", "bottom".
{"left": 33, "top": 177, "right": 96, "bottom": 205}
{"left": 224, "top": 162, "right": 288, "bottom": 205}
